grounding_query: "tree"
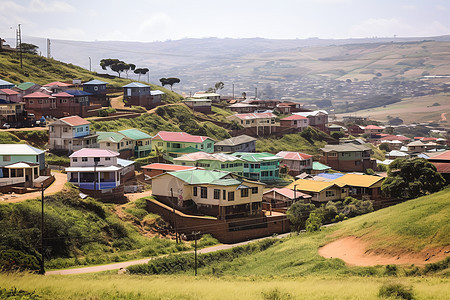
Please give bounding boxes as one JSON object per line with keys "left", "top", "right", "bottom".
{"left": 379, "top": 143, "right": 390, "bottom": 152}
{"left": 381, "top": 158, "right": 445, "bottom": 199}
{"left": 124, "top": 64, "right": 136, "bottom": 78}
{"left": 286, "top": 202, "right": 316, "bottom": 232}
{"left": 305, "top": 211, "right": 323, "bottom": 232}
{"left": 20, "top": 43, "right": 39, "bottom": 54}
{"left": 100, "top": 58, "right": 129, "bottom": 78}
{"left": 160, "top": 77, "right": 180, "bottom": 91}
{"left": 214, "top": 81, "right": 224, "bottom": 93}
{"left": 134, "top": 68, "right": 149, "bottom": 81}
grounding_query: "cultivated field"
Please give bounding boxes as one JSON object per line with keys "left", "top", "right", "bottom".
{"left": 335, "top": 92, "right": 450, "bottom": 123}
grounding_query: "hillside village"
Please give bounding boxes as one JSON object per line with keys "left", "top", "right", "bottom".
{"left": 1, "top": 69, "right": 449, "bottom": 245}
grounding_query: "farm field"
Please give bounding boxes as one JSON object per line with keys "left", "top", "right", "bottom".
{"left": 335, "top": 92, "right": 450, "bottom": 124}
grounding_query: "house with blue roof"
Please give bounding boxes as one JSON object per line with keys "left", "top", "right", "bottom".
{"left": 83, "top": 79, "right": 109, "bottom": 105}
{"left": 123, "top": 82, "right": 164, "bottom": 109}
{"left": 0, "top": 79, "right": 15, "bottom": 89}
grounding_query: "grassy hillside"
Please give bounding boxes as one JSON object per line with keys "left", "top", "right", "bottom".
{"left": 0, "top": 51, "right": 183, "bottom": 102}
{"left": 0, "top": 130, "right": 48, "bottom": 148}
{"left": 91, "top": 104, "right": 232, "bottom": 141}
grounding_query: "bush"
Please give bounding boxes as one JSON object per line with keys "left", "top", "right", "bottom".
{"left": 0, "top": 249, "right": 40, "bottom": 272}
{"left": 0, "top": 287, "right": 40, "bottom": 299}
{"left": 378, "top": 283, "right": 414, "bottom": 300}
{"left": 384, "top": 264, "right": 398, "bottom": 276}
{"left": 261, "top": 288, "right": 292, "bottom": 300}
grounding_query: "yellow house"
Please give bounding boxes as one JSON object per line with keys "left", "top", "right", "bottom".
{"left": 286, "top": 179, "right": 348, "bottom": 202}
{"left": 151, "top": 169, "right": 265, "bottom": 219}
{"left": 331, "top": 173, "right": 384, "bottom": 199}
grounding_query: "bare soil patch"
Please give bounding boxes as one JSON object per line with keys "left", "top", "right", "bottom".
{"left": 318, "top": 236, "right": 449, "bottom": 266}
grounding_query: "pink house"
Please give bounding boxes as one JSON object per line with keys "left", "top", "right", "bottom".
{"left": 279, "top": 115, "right": 309, "bottom": 131}
{"left": 276, "top": 151, "right": 313, "bottom": 176}
{"left": 0, "top": 89, "right": 20, "bottom": 103}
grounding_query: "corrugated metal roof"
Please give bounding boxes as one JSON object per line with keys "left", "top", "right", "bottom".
{"left": 0, "top": 144, "right": 45, "bottom": 155}
{"left": 65, "top": 90, "right": 92, "bottom": 96}
{"left": 151, "top": 90, "right": 165, "bottom": 95}
{"left": 321, "top": 144, "right": 371, "bottom": 152}
{"left": 60, "top": 116, "right": 90, "bottom": 127}
{"left": 70, "top": 148, "right": 119, "bottom": 158}
{"left": 215, "top": 135, "right": 256, "bottom": 146}
{"left": 0, "top": 88, "right": 19, "bottom": 95}
{"left": 119, "top": 129, "right": 152, "bottom": 140}
{"left": 168, "top": 169, "right": 231, "bottom": 184}
{"left": 117, "top": 158, "right": 135, "bottom": 167}
{"left": 232, "top": 152, "right": 282, "bottom": 162}
{"left": 281, "top": 115, "right": 308, "bottom": 120}
{"left": 276, "top": 151, "right": 312, "bottom": 161}
{"left": 312, "top": 162, "right": 331, "bottom": 171}
{"left": 230, "top": 112, "right": 276, "bottom": 120}
{"left": 0, "top": 79, "right": 14, "bottom": 87}
{"left": 23, "top": 91, "right": 51, "bottom": 98}
{"left": 174, "top": 151, "right": 244, "bottom": 162}
{"left": 285, "top": 179, "right": 337, "bottom": 192}
{"left": 263, "top": 187, "right": 311, "bottom": 199}
{"left": 122, "top": 82, "right": 150, "bottom": 88}
{"left": 16, "top": 82, "right": 37, "bottom": 91}
{"left": 43, "top": 81, "right": 72, "bottom": 87}
{"left": 141, "top": 163, "right": 198, "bottom": 171}
{"left": 52, "top": 92, "right": 74, "bottom": 98}
{"left": 153, "top": 131, "right": 213, "bottom": 143}
{"left": 332, "top": 173, "right": 384, "bottom": 188}
{"left": 97, "top": 132, "right": 127, "bottom": 143}
{"left": 83, "top": 79, "right": 108, "bottom": 85}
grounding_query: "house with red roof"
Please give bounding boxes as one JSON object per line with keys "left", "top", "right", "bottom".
{"left": 152, "top": 131, "right": 216, "bottom": 159}
{"left": 276, "top": 151, "right": 313, "bottom": 176}
{"left": 227, "top": 112, "right": 277, "bottom": 129}
{"left": 43, "top": 81, "right": 73, "bottom": 93}
{"left": 49, "top": 116, "right": 98, "bottom": 153}
{"left": 0, "top": 89, "right": 20, "bottom": 103}
{"left": 427, "top": 150, "right": 450, "bottom": 183}
{"left": 65, "top": 148, "right": 134, "bottom": 199}
{"left": 23, "top": 91, "right": 52, "bottom": 118}
{"left": 276, "top": 102, "right": 305, "bottom": 114}
{"left": 347, "top": 124, "right": 365, "bottom": 136}
{"left": 280, "top": 114, "right": 309, "bottom": 131}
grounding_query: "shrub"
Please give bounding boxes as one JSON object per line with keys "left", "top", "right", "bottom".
{"left": 384, "top": 264, "right": 398, "bottom": 276}
{"left": 0, "top": 249, "right": 40, "bottom": 272}
{"left": 261, "top": 288, "right": 292, "bottom": 300}
{"left": 378, "top": 283, "right": 414, "bottom": 300}
{"left": 0, "top": 287, "right": 40, "bottom": 299}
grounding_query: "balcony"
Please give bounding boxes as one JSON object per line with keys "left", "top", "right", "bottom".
{"left": 70, "top": 180, "right": 117, "bottom": 190}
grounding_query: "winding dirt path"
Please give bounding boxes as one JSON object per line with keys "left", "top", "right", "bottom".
{"left": 318, "top": 236, "right": 450, "bottom": 266}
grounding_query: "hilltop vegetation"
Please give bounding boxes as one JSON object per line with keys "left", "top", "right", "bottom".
{"left": 91, "top": 104, "right": 231, "bottom": 141}
{"left": 0, "top": 51, "right": 182, "bottom": 102}
{"left": 0, "top": 131, "right": 48, "bottom": 149}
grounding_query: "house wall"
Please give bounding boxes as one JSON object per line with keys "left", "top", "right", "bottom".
{"left": 280, "top": 158, "right": 312, "bottom": 175}
{"left": 151, "top": 174, "right": 192, "bottom": 206}
{"left": 70, "top": 156, "right": 117, "bottom": 167}
{"left": 152, "top": 139, "right": 215, "bottom": 154}
{"left": 0, "top": 153, "right": 44, "bottom": 170}
{"left": 173, "top": 159, "right": 244, "bottom": 175}
{"left": 83, "top": 84, "right": 107, "bottom": 95}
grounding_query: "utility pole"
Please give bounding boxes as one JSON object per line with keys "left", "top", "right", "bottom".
{"left": 17, "top": 24, "right": 23, "bottom": 69}
{"left": 89, "top": 57, "right": 91, "bottom": 72}
{"left": 192, "top": 231, "right": 200, "bottom": 276}
{"left": 255, "top": 87, "right": 257, "bottom": 100}
{"left": 39, "top": 183, "right": 45, "bottom": 275}
{"left": 170, "top": 188, "right": 178, "bottom": 243}
{"left": 293, "top": 184, "right": 297, "bottom": 203}
{"left": 47, "top": 38, "right": 51, "bottom": 59}
{"left": 232, "top": 83, "right": 235, "bottom": 99}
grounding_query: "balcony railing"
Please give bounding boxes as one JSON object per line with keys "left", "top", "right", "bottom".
{"left": 70, "top": 180, "right": 117, "bottom": 190}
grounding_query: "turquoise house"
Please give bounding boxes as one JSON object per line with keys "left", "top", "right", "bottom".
{"left": 152, "top": 131, "right": 215, "bottom": 159}
{"left": 231, "top": 152, "right": 282, "bottom": 182}
{"left": 118, "top": 129, "right": 152, "bottom": 158}
{"left": 173, "top": 152, "right": 245, "bottom": 175}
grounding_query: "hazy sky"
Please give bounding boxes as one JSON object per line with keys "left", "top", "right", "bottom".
{"left": 1, "top": 0, "right": 449, "bottom": 42}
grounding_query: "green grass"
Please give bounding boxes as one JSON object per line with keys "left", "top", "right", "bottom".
{"left": 0, "top": 274, "right": 448, "bottom": 299}
{"left": 0, "top": 51, "right": 182, "bottom": 102}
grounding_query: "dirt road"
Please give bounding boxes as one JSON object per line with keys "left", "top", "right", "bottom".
{"left": 45, "top": 233, "right": 290, "bottom": 275}
{"left": 1, "top": 172, "right": 67, "bottom": 203}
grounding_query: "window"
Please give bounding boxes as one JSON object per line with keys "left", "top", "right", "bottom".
{"left": 223, "top": 190, "right": 226, "bottom": 200}
{"left": 94, "top": 157, "right": 100, "bottom": 163}
{"left": 328, "top": 152, "right": 337, "bottom": 157}
{"left": 29, "top": 100, "right": 34, "bottom": 104}
{"left": 105, "top": 157, "right": 111, "bottom": 161}
{"left": 3, "top": 155, "right": 11, "bottom": 162}
{"left": 193, "top": 187, "right": 198, "bottom": 196}
{"left": 173, "top": 143, "right": 181, "bottom": 148}
{"left": 341, "top": 188, "right": 346, "bottom": 193}
{"left": 241, "top": 188, "right": 249, "bottom": 197}
{"left": 214, "top": 189, "right": 220, "bottom": 200}
{"left": 326, "top": 190, "right": 335, "bottom": 197}
{"left": 251, "top": 187, "right": 258, "bottom": 194}
{"left": 221, "top": 164, "right": 225, "bottom": 169}
{"left": 82, "top": 157, "right": 88, "bottom": 162}
{"left": 85, "top": 126, "right": 89, "bottom": 131}
{"left": 63, "top": 127, "right": 68, "bottom": 132}
{"left": 107, "top": 142, "right": 111, "bottom": 146}
{"left": 73, "top": 158, "right": 77, "bottom": 162}
{"left": 158, "top": 142, "right": 163, "bottom": 147}
{"left": 228, "top": 191, "right": 235, "bottom": 201}
{"left": 201, "top": 187, "right": 207, "bottom": 198}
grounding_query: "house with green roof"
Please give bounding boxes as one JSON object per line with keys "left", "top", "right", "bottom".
{"left": 118, "top": 129, "right": 152, "bottom": 158}
{"left": 151, "top": 169, "right": 264, "bottom": 219}
{"left": 231, "top": 152, "right": 283, "bottom": 182}
{"left": 13, "top": 82, "right": 41, "bottom": 99}
{"left": 173, "top": 151, "right": 245, "bottom": 175}
{"left": 97, "top": 131, "right": 134, "bottom": 159}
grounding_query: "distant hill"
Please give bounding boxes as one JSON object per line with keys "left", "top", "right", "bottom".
{"left": 7, "top": 35, "right": 450, "bottom": 97}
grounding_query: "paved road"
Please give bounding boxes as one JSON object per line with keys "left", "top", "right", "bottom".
{"left": 46, "top": 233, "right": 291, "bottom": 275}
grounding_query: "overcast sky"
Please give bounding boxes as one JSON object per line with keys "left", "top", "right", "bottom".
{"left": 1, "top": 0, "right": 449, "bottom": 42}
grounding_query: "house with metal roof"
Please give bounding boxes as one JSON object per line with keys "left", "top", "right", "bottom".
{"left": 183, "top": 98, "right": 212, "bottom": 113}
{"left": 123, "top": 82, "right": 163, "bottom": 109}
{"left": 0, "top": 79, "right": 15, "bottom": 89}
{"left": 279, "top": 115, "right": 309, "bottom": 131}
{"left": 152, "top": 131, "right": 215, "bottom": 159}
{"left": 192, "top": 92, "right": 221, "bottom": 102}
{"left": 13, "top": 82, "right": 41, "bottom": 97}
{"left": 227, "top": 112, "right": 277, "bottom": 129}
{"left": 228, "top": 102, "right": 258, "bottom": 114}
{"left": 118, "top": 129, "right": 152, "bottom": 158}
{"left": 331, "top": 173, "right": 384, "bottom": 200}
{"left": 262, "top": 187, "right": 312, "bottom": 209}
{"left": 276, "top": 151, "right": 313, "bottom": 176}
{"left": 151, "top": 169, "right": 265, "bottom": 219}
{"left": 83, "top": 79, "right": 109, "bottom": 105}
{"left": 66, "top": 148, "right": 133, "bottom": 198}
{"left": 319, "top": 143, "right": 377, "bottom": 173}
{"left": 173, "top": 151, "right": 245, "bottom": 175}
{"left": 0, "top": 98, "right": 25, "bottom": 124}
{"left": 0, "top": 89, "right": 20, "bottom": 103}
{"left": 97, "top": 131, "right": 134, "bottom": 159}
{"left": 286, "top": 179, "right": 348, "bottom": 203}
{"left": 214, "top": 135, "right": 256, "bottom": 153}
{"left": 141, "top": 163, "right": 200, "bottom": 179}
{"left": 293, "top": 110, "right": 328, "bottom": 132}
{"left": 0, "top": 144, "right": 47, "bottom": 190}
{"left": 49, "top": 116, "right": 98, "bottom": 153}
{"left": 231, "top": 152, "right": 282, "bottom": 182}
